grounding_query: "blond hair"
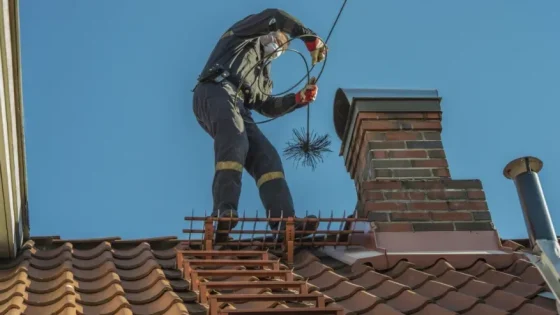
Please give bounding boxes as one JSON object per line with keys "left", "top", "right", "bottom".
{"left": 275, "top": 31, "right": 290, "bottom": 52}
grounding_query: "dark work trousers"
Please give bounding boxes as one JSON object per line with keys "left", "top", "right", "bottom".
{"left": 192, "top": 81, "right": 296, "bottom": 225}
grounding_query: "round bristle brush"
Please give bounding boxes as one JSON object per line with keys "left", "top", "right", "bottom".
{"left": 283, "top": 77, "right": 332, "bottom": 170}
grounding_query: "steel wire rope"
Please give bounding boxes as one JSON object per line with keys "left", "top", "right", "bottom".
{"left": 235, "top": 0, "right": 348, "bottom": 126}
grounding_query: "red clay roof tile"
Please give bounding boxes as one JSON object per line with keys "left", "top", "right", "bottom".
{"left": 409, "top": 303, "right": 457, "bottom": 315}
{"left": 393, "top": 268, "right": 435, "bottom": 290}
{"left": 502, "top": 280, "right": 544, "bottom": 298}
{"left": 314, "top": 256, "right": 348, "bottom": 271}
{"left": 361, "top": 303, "right": 405, "bottom": 315}
{"left": 350, "top": 271, "right": 389, "bottom": 290}
{"left": 295, "top": 261, "right": 332, "bottom": 280}
{"left": 128, "top": 291, "right": 188, "bottom": 315}
{"left": 72, "top": 261, "right": 117, "bottom": 281}
{"left": 30, "top": 243, "right": 72, "bottom": 260}
{"left": 2, "top": 271, "right": 30, "bottom": 292}
{"left": 293, "top": 251, "right": 320, "bottom": 270}
{"left": 1, "top": 237, "right": 556, "bottom": 315}
{"left": 461, "top": 303, "right": 509, "bottom": 315}
{"left": 456, "top": 279, "right": 497, "bottom": 298}
{"left": 25, "top": 292, "right": 79, "bottom": 314}
{"left": 384, "top": 290, "right": 432, "bottom": 314}
{"left": 321, "top": 281, "right": 364, "bottom": 301}
{"left": 384, "top": 261, "right": 416, "bottom": 278}
{"left": 501, "top": 240, "right": 525, "bottom": 251}
{"left": 120, "top": 268, "right": 166, "bottom": 293}
{"left": 483, "top": 289, "right": 528, "bottom": 312}
{"left": 531, "top": 295, "right": 558, "bottom": 311}
{"left": 79, "top": 295, "right": 132, "bottom": 315}
{"left": 462, "top": 260, "right": 495, "bottom": 277}
{"left": 422, "top": 259, "right": 454, "bottom": 277}
{"left": 413, "top": 280, "right": 454, "bottom": 300}
{"left": 118, "top": 259, "right": 161, "bottom": 281}
{"left": 333, "top": 290, "right": 382, "bottom": 314}
{"left": 476, "top": 270, "right": 519, "bottom": 288}
{"left": 114, "top": 243, "right": 152, "bottom": 259}
{"left": 366, "top": 279, "right": 410, "bottom": 300}
{"left": 334, "top": 265, "right": 371, "bottom": 280}
{"left": 1, "top": 295, "right": 25, "bottom": 314}
{"left": 434, "top": 270, "right": 474, "bottom": 288}
{"left": 433, "top": 291, "right": 480, "bottom": 313}
{"left": 307, "top": 270, "right": 347, "bottom": 291}
{"left": 503, "top": 258, "right": 533, "bottom": 275}
{"left": 0, "top": 282, "right": 25, "bottom": 305}
{"left": 513, "top": 302, "right": 559, "bottom": 315}
{"left": 76, "top": 283, "right": 126, "bottom": 306}
{"left": 517, "top": 266, "right": 547, "bottom": 286}
{"left": 125, "top": 279, "right": 174, "bottom": 304}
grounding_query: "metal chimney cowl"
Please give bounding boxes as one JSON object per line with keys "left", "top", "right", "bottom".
{"left": 503, "top": 156, "right": 560, "bottom": 306}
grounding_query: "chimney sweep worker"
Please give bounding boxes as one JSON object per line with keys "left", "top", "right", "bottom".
{"left": 192, "top": 8, "right": 327, "bottom": 242}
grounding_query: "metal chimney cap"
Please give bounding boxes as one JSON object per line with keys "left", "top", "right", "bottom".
{"left": 503, "top": 156, "right": 543, "bottom": 179}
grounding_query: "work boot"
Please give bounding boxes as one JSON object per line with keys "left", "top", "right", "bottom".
{"left": 294, "top": 215, "right": 319, "bottom": 238}
{"left": 273, "top": 215, "right": 319, "bottom": 240}
{"left": 213, "top": 209, "right": 238, "bottom": 244}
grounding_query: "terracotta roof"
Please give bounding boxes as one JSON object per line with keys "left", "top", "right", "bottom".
{"left": 0, "top": 236, "right": 557, "bottom": 315}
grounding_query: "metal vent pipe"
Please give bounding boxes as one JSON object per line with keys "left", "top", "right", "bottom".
{"left": 504, "top": 156, "right": 560, "bottom": 311}
{"left": 503, "top": 156, "right": 557, "bottom": 249}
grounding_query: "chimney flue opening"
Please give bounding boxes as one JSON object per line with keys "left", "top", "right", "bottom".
{"left": 504, "top": 156, "right": 557, "bottom": 249}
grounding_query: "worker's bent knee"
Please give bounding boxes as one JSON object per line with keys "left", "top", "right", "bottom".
{"left": 215, "top": 136, "right": 249, "bottom": 162}
{"left": 256, "top": 171, "right": 285, "bottom": 188}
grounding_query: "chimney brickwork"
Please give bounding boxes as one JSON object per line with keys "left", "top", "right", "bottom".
{"left": 348, "top": 112, "right": 450, "bottom": 182}
{"left": 361, "top": 179, "right": 492, "bottom": 232}
{"left": 333, "top": 89, "right": 495, "bottom": 233}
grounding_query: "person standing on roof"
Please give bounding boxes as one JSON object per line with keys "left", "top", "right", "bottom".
{"left": 192, "top": 8, "right": 327, "bottom": 240}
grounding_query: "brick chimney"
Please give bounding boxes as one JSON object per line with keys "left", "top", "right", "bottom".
{"left": 333, "top": 88, "right": 502, "bottom": 251}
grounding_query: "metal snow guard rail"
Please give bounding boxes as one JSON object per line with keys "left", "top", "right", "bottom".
{"left": 183, "top": 210, "right": 368, "bottom": 265}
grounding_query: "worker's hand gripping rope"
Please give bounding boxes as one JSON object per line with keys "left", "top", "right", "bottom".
{"left": 235, "top": 33, "right": 327, "bottom": 125}
{"left": 305, "top": 39, "right": 327, "bottom": 66}
{"left": 233, "top": 0, "right": 348, "bottom": 169}
{"left": 295, "top": 77, "right": 318, "bottom": 106}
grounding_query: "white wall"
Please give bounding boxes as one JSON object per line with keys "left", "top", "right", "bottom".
{"left": 0, "top": 0, "right": 29, "bottom": 258}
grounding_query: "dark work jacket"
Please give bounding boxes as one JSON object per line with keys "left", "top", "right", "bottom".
{"left": 198, "top": 8, "right": 316, "bottom": 118}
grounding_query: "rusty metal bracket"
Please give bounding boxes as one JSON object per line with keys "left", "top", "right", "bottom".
{"left": 175, "top": 247, "right": 345, "bottom": 315}
{"left": 204, "top": 216, "right": 214, "bottom": 250}
{"left": 284, "top": 217, "right": 295, "bottom": 266}
{"left": 198, "top": 280, "right": 309, "bottom": 304}
{"left": 183, "top": 210, "right": 367, "bottom": 265}
{"left": 209, "top": 294, "right": 329, "bottom": 315}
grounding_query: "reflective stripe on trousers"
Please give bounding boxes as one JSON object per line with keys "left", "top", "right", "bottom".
{"left": 216, "top": 161, "right": 244, "bottom": 172}
{"left": 193, "top": 82, "right": 296, "bottom": 219}
{"left": 257, "top": 171, "right": 284, "bottom": 188}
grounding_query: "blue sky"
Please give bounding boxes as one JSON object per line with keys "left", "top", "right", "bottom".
{"left": 19, "top": 0, "right": 559, "bottom": 240}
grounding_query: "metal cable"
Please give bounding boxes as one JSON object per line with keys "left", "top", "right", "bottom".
{"left": 236, "top": 0, "right": 348, "bottom": 125}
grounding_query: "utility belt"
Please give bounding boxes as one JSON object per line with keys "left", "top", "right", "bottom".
{"left": 197, "top": 63, "right": 251, "bottom": 101}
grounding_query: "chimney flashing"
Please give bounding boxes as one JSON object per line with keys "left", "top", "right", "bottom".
{"left": 333, "top": 88, "right": 442, "bottom": 160}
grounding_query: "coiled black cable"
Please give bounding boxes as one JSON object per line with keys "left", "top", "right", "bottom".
{"left": 234, "top": 0, "right": 348, "bottom": 125}
{"left": 234, "top": 35, "right": 317, "bottom": 125}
